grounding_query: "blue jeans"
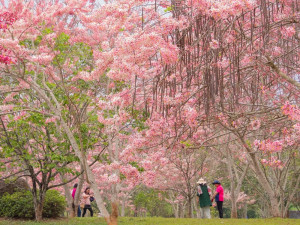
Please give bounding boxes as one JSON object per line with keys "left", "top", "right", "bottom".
{"left": 77, "top": 205, "right": 81, "bottom": 217}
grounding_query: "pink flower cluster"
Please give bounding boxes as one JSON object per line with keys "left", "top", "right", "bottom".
{"left": 45, "top": 117, "right": 57, "bottom": 124}
{"left": 3, "top": 92, "right": 17, "bottom": 103}
{"left": 217, "top": 113, "right": 228, "bottom": 125}
{"left": 280, "top": 26, "right": 296, "bottom": 38}
{"left": 13, "top": 111, "right": 27, "bottom": 121}
{"left": 0, "top": 46, "right": 14, "bottom": 64}
{"left": 250, "top": 119, "right": 261, "bottom": 130}
{"left": 254, "top": 139, "right": 283, "bottom": 153}
{"left": 0, "top": 12, "right": 16, "bottom": 64}
{"left": 0, "top": 54, "right": 14, "bottom": 64}
{"left": 261, "top": 157, "right": 284, "bottom": 169}
{"left": 191, "top": 0, "right": 257, "bottom": 19}
{"left": 0, "top": 12, "right": 16, "bottom": 30}
{"left": 120, "top": 165, "right": 139, "bottom": 180}
{"left": 160, "top": 45, "right": 178, "bottom": 65}
{"left": 209, "top": 39, "right": 219, "bottom": 49}
{"left": 282, "top": 102, "right": 300, "bottom": 121}
{"left": 0, "top": 104, "right": 14, "bottom": 111}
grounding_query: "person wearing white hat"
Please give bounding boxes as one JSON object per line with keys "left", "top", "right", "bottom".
{"left": 196, "top": 178, "right": 212, "bottom": 219}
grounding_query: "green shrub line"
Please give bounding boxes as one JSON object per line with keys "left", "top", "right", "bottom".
{"left": 0, "top": 190, "right": 66, "bottom": 219}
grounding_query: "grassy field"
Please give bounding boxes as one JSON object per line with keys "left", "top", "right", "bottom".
{"left": 1, "top": 217, "right": 300, "bottom": 225}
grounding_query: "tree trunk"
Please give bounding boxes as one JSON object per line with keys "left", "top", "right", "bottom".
{"left": 105, "top": 202, "right": 118, "bottom": 225}
{"left": 175, "top": 205, "right": 179, "bottom": 218}
{"left": 134, "top": 207, "right": 137, "bottom": 217}
{"left": 230, "top": 187, "right": 238, "bottom": 218}
{"left": 180, "top": 203, "right": 186, "bottom": 218}
{"left": 32, "top": 186, "right": 46, "bottom": 221}
{"left": 33, "top": 192, "right": 45, "bottom": 222}
{"left": 60, "top": 174, "right": 75, "bottom": 218}
{"left": 194, "top": 198, "right": 201, "bottom": 218}
{"left": 171, "top": 203, "right": 179, "bottom": 218}
{"left": 249, "top": 154, "right": 281, "bottom": 217}
{"left": 244, "top": 203, "right": 248, "bottom": 218}
{"left": 74, "top": 172, "right": 84, "bottom": 217}
{"left": 226, "top": 146, "right": 238, "bottom": 218}
{"left": 240, "top": 138, "right": 281, "bottom": 217}
{"left": 231, "top": 198, "right": 238, "bottom": 218}
{"left": 69, "top": 203, "right": 76, "bottom": 218}
{"left": 121, "top": 199, "right": 125, "bottom": 217}
{"left": 187, "top": 197, "right": 192, "bottom": 218}
{"left": 34, "top": 202, "right": 43, "bottom": 222}
{"left": 269, "top": 197, "right": 280, "bottom": 217}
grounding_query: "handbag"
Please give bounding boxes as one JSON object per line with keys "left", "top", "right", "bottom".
{"left": 90, "top": 196, "right": 95, "bottom": 202}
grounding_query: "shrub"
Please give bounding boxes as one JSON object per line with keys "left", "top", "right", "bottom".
{"left": 43, "top": 190, "right": 66, "bottom": 218}
{"left": 0, "top": 190, "right": 66, "bottom": 219}
{"left": 0, "top": 191, "right": 34, "bottom": 218}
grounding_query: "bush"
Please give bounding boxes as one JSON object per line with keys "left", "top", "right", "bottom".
{"left": 0, "top": 191, "right": 34, "bottom": 218}
{"left": 43, "top": 190, "right": 66, "bottom": 218}
{"left": 0, "top": 190, "right": 66, "bottom": 219}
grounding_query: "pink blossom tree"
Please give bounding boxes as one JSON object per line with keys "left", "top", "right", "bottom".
{"left": 1, "top": 0, "right": 299, "bottom": 221}
{"left": 0, "top": 0, "right": 180, "bottom": 223}
{"left": 136, "top": 0, "right": 299, "bottom": 218}
{"left": 0, "top": 111, "right": 81, "bottom": 220}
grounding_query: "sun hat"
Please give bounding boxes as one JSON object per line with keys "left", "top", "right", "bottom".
{"left": 196, "top": 178, "right": 207, "bottom": 184}
{"left": 212, "top": 180, "right": 221, "bottom": 184}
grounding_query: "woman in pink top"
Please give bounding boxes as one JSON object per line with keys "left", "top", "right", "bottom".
{"left": 82, "top": 187, "right": 94, "bottom": 217}
{"left": 72, "top": 183, "right": 81, "bottom": 217}
{"left": 211, "top": 180, "right": 224, "bottom": 218}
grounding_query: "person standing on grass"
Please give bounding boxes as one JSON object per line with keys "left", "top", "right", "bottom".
{"left": 72, "top": 183, "right": 81, "bottom": 217}
{"left": 211, "top": 180, "right": 224, "bottom": 218}
{"left": 196, "top": 178, "right": 212, "bottom": 219}
{"left": 82, "top": 187, "right": 94, "bottom": 217}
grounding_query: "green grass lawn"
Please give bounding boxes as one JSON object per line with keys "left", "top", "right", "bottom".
{"left": 1, "top": 217, "right": 300, "bottom": 225}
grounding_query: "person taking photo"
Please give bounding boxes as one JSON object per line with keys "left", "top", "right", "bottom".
{"left": 82, "top": 187, "right": 94, "bottom": 217}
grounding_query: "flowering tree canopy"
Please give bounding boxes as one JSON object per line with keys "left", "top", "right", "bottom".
{"left": 0, "top": 0, "right": 299, "bottom": 222}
